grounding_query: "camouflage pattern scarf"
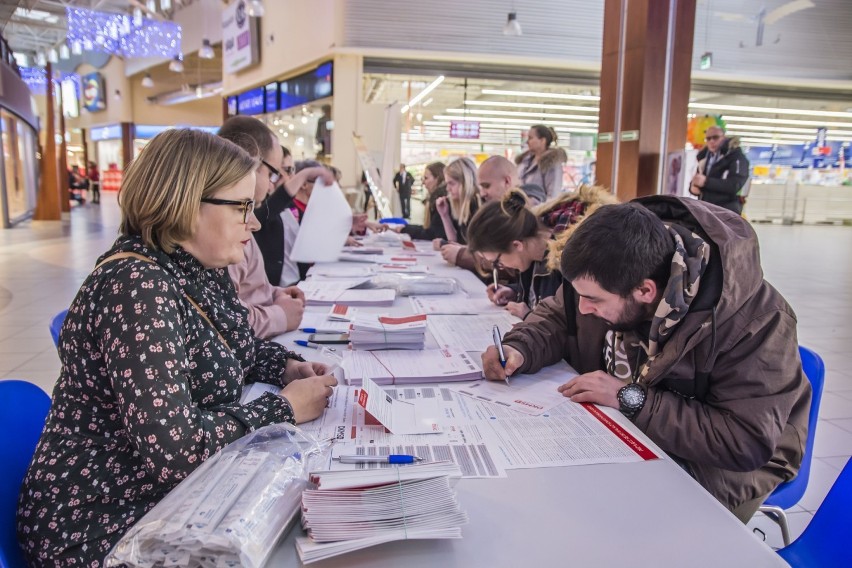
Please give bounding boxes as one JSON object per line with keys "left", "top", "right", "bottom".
{"left": 643, "top": 223, "right": 710, "bottom": 362}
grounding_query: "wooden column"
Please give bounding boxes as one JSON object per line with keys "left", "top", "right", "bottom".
{"left": 57, "top": 84, "right": 70, "bottom": 212}
{"left": 120, "top": 122, "right": 134, "bottom": 169}
{"left": 596, "top": 0, "right": 696, "bottom": 201}
{"left": 33, "top": 63, "right": 62, "bottom": 220}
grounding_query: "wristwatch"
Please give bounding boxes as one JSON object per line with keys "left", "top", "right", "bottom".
{"left": 617, "top": 383, "right": 647, "bottom": 419}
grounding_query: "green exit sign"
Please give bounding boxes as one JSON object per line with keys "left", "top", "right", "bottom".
{"left": 700, "top": 52, "right": 712, "bottom": 70}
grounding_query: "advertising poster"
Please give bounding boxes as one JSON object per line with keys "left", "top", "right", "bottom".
{"left": 81, "top": 72, "right": 106, "bottom": 112}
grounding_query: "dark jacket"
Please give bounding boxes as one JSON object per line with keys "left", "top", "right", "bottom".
{"left": 503, "top": 196, "right": 810, "bottom": 512}
{"left": 393, "top": 170, "right": 415, "bottom": 196}
{"left": 696, "top": 137, "right": 750, "bottom": 214}
{"left": 511, "top": 254, "right": 563, "bottom": 316}
{"left": 402, "top": 185, "right": 448, "bottom": 241}
{"left": 253, "top": 185, "right": 295, "bottom": 285}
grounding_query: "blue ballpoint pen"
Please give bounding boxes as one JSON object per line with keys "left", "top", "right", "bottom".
{"left": 334, "top": 455, "right": 423, "bottom": 464}
{"left": 300, "top": 327, "right": 343, "bottom": 334}
{"left": 294, "top": 339, "right": 336, "bottom": 352}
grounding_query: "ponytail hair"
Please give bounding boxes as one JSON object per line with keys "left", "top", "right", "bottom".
{"left": 531, "top": 124, "right": 558, "bottom": 149}
{"left": 466, "top": 189, "right": 542, "bottom": 253}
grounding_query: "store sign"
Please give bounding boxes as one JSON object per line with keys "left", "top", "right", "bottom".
{"left": 237, "top": 87, "right": 264, "bottom": 115}
{"left": 265, "top": 82, "right": 279, "bottom": 113}
{"left": 222, "top": 0, "right": 260, "bottom": 74}
{"left": 134, "top": 125, "right": 220, "bottom": 139}
{"left": 699, "top": 52, "right": 713, "bottom": 70}
{"left": 227, "top": 96, "right": 238, "bottom": 116}
{"left": 90, "top": 124, "right": 122, "bottom": 141}
{"left": 81, "top": 72, "right": 106, "bottom": 112}
{"left": 449, "top": 120, "right": 480, "bottom": 139}
{"left": 279, "top": 62, "right": 334, "bottom": 110}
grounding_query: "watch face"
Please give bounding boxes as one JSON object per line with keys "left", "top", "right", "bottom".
{"left": 620, "top": 384, "right": 645, "bottom": 408}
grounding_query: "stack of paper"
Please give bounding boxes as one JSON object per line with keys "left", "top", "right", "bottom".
{"left": 349, "top": 314, "right": 427, "bottom": 350}
{"left": 297, "top": 463, "right": 467, "bottom": 564}
{"left": 343, "top": 348, "right": 482, "bottom": 386}
{"left": 299, "top": 280, "right": 396, "bottom": 307}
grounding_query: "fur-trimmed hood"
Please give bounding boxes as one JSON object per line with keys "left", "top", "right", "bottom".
{"left": 516, "top": 147, "right": 568, "bottom": 171}
{"left": 696, "top": 135, "right": 742, "bottom": 161}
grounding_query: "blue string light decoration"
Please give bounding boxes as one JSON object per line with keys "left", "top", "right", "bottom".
{"left": 65, "top": 7, "right": 182, "bottom": 59}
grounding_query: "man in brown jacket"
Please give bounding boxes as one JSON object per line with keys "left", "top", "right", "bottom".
{"left": 483, "top": 196, "right": 811, "bottom": 522}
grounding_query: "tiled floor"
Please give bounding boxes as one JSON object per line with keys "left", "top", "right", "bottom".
{"left": 1, "top": 192, "right": 850, "bottom": 549}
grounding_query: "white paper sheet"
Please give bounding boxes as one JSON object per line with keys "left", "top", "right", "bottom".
{"left": 291, "top": 179, "right": 353, "bottom": 263}
{"left": 358, "top": 377, "right": 442, "bottom": 435}
{"left": 427, "top": 312, "right": 521, "bottom": 351}
{"left": 342, "top": 349, "right": 481, "bottom": 385}
{"left": 409, "top": 295, "right": 498, "bottom": 315}
{"left": 449, "top": 362, "right": 578, "bottom": 415}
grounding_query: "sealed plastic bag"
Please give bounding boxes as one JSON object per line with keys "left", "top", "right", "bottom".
{"left": 370, "top": 273, "right": 458, "bottom": 296}
{"left": 105, "top": 424, "right": 329, "bottom": 568}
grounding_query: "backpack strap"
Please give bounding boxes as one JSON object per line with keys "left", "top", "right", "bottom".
{"left": 95, "top": 252, "right": 231, "bottom": 351}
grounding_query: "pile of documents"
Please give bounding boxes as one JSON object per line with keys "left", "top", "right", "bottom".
{"left": 296, "top": 462, "right": 467, "bottom": 564}
{"left": 343, "top": 348, "right": 483, "bottom": 386}
{"left": 349, "top": 314, "right": 428, "bottom": 350}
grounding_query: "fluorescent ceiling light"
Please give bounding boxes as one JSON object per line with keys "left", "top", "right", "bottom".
{"left": 464, "top": 100, "right": 599, "bottom": 113}
{"left": 689, "top": 102, "right": 852, "bottom": 119}
{"left": 722, "top": 115, "right": 852, "bottom": 129}
{"left": 14, "top": 8, "right": 58, "bottom": 23}
{"left": 444, "top": 108, "right": 599, "bottom": 122}
{"left": 433, "top": 115, "right": 599, "bottom": 131}
{"left": 482, "top": 89, "right": 600, "bottom": 101}
{"left": 726, "top": 123, "right": 852, "bottom": 137}
{"left": 401, "top": 75, "right": 445, "bottom": 113}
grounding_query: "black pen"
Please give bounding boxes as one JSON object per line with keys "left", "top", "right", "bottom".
{"left": 492, "top": 325, "right": 509, "bottom": 385}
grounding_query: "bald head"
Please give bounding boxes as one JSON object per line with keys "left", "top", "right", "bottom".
{"left": 477, "top": 156, "right": 519, "bottom": 202}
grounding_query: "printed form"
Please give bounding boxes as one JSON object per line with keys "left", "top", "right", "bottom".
{"left": 427, "top": 312, "right": 520, "bottom": 352}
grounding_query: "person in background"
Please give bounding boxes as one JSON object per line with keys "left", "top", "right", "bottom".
{"left": 87, "top": 161, "right": 100, "bottom": 204}
{"left": 253, "top": 145, "right": 296, "bottom": 286}
{"left": 219, "top": 117, "right": 333, "bottom": 339}
{"left": 482, "top": 196, "right": 810, "bottom": 523}
{"left": 516, "top": 124, "right": 567, "bottom": 200}
{"left": 17, "top": 129, "right": 337, "bottom": 566}
{"left": 432, "top": 157, "right": 481, "bottom": 259}
{"left": 393, "top": 163, "right": 415, "bottom": 219}
{"left": 467, "top": 185, "right": 618, "bottom": 318}
{"left": 281, "top": 159, "right": 324, "bottom": 284}
{"left": 476, "top": 156, "right": 520, "bottom": 203}
{"left": 690, "top": 126, "right": 750, "bottom": 215}
{"left": 398, "top": 161, "right": 447, "bottom": 241}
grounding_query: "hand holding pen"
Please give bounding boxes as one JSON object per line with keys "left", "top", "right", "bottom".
{"left": 481, "top": 339, "right": 525, "bottom": 383}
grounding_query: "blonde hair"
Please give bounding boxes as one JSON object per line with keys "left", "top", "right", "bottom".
{"left": 540, "top": 184, "right": 620, "bottom": 271}
{"left": 445, "top": 157, "right": 480, "bottom": 225}
{"left": 119, "top": 129, "right": 257, "bottom": 253}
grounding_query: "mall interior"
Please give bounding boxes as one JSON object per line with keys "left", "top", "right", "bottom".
{"left": 0, "top": 0, "right": 851, "bottom": 565}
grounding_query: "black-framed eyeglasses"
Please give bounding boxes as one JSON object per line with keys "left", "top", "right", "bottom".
{"left": 260, "top": 159, "right": 282, "bottom": 184}
{"left": 705, "top": 135, "right": 722, "bottom": 141}
{"left": 201, "top": 197, "right": 256, "bottom": 224}
{"left": 492, "top": 253, "right": 505, "bottom": 269}
{"left": 282, "top": 165, "right": 295, "bottom": 175}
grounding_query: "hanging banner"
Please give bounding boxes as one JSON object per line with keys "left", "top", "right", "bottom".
{"left": 222, "top": 0, "right": 260, "bottom": 74}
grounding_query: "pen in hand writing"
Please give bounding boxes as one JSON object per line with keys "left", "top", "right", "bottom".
{"left": 334, "top": 455, "right": 423, "bottom": 464}
{"left": 492, "top": 325, "right": 509, "bottom": 386}
{"left": 492, "top": 267, "right": 499, "bottom": 292}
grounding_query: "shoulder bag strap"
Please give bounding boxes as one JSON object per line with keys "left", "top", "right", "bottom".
{"left": 95, "top": 252, "right": 231, "bottom": 351}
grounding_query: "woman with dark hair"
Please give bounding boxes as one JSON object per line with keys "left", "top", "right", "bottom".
{"left": 399, "top": 161, "right": 448, "bottom": 241}
{"left": 516, "top": 125, "right": 567, "bottom": 200}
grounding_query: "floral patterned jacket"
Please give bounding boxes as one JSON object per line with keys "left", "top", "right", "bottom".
{"left": 17, "top": 235, "right": 303, "bottom": 566}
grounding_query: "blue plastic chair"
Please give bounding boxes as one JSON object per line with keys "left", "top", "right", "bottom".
{"left": 379, "top": 217, "right": 408, "bottom": 226}
{"left": 0, "top": 380, "right": 51, "bottom": 568}
{"left": 49, "top": 309, "right": 68, "bottom": 347}
{"left": 759, "top": 345, "right": 826, "bottom": 545}
{"left": 777, "top": 457, "right": 852, "bottom": 566}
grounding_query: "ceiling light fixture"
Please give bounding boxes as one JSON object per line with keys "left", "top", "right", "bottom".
{"left": 689, "top": 102, "right": 852, "bottom": 119}
{"left": 70, "top": 40, "right": 83, "bottom": 55}
{"left": 401, "top": 75, "right": 445, "bottom": 114}
{"left": 503, "top": 11, "right": 522, "bottom": 36}
{"left": 59, "top": 44, "right": 70, "bottom": 60}
{"left": 247, "top": 0, "right": 265, "bottom": 17}
{"left": 482, "top": 88, "right": 601, "bottom": 101}
{"left": 141, "top": 73, "right": 154, "bottom": 88}
{"left": 169, "top": 55, "right": 184, "bottom": 72}
{"left": 133, "top": 7, "right": 144, "bottom": 26}
{"left": 198, "top": 38, "right": 214, "bottom": 59}
{"left": 47, "top": 48, "right": 58, "bottom": 63}
{"left": 444, "top": 108, "right": 599, "bottom": 122}
{"left": 36, "top": 52, "right": 47, "bottom": 67}
{"left": 464, "top": 100, "right": 599, "bottom": 113}
{"left": 433, "top": 115, "right": 599, "bottom": 130}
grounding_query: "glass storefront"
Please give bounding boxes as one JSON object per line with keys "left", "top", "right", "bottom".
{"left": 0, "top": 108, "right": 38, "bottom": 227}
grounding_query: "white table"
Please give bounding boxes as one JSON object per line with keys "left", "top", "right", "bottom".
{"left": 269, "top": 241, "right": 785, "bottom": 567}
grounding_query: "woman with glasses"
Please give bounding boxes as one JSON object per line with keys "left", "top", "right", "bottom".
{"left": 466, "top": 185, "right": 617, "bottom": 319}
{"left": 16, "top": 129, "right": 337, "bottom": 566}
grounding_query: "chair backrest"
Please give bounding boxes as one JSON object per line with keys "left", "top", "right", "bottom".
{"left": 778, "top": 457, "right": 852, "bottom": 566}
{"left": 0, "top": 380, "right": 51, "bottom": 568}
{"left": 49, "top": 309, "right": 68, "bottom": 347}
{"left": 764, "top": 346, "right": 826, "bottom": 510}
